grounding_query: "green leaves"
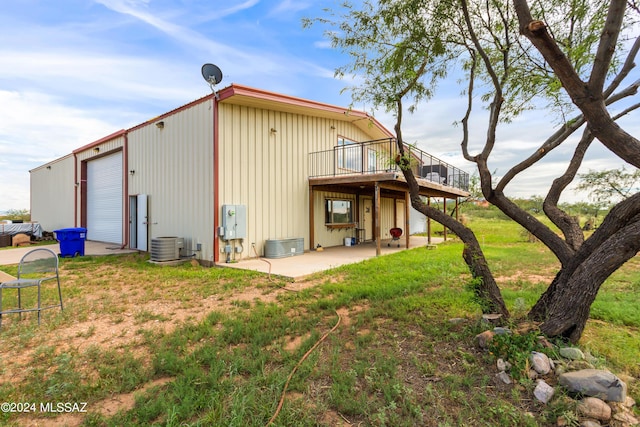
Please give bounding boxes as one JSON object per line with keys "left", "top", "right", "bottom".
{"left": 576, "top": 167, "right": 640, "bottom": 206}
{"left": 305, "top": 0, "right": 458, "bottom": 113}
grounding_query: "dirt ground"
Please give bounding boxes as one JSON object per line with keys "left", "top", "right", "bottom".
{"left": 2, "top": 270, "right": 325, "bottom": 427}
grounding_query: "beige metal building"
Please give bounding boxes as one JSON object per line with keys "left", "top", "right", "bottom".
{"left": 30, "top": 154, "right": 75, "bottom": 232}
{"left": 31, "top": 84, "right": 469, "bottom": 265}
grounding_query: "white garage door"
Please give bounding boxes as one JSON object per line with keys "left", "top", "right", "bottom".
{"left": 87, "top": 151, "right": 123, "bottom": 244}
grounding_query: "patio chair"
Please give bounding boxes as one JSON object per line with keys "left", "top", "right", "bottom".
{"left": 0, "top": 248, "right": 63, "bottom": 327}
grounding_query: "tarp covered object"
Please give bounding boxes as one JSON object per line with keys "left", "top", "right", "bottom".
{"left": 0, "top": 223, "right": 43, "bottom": 238}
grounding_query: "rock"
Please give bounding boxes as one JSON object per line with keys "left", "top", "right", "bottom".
{"left": 475, "top": 330, "right": 495, "bottom": 349}
{"left": 609, "top": 396, "right": 636, "bottom": 413}
{"left": 537, "top": 335, "right": 555, "bottom": 349}
{"left": 584, "top": 351, "right": 600, "bottom": 365}
{"left": 555, "top": 364, "right": 567, "bottom": 376}
{"left": 493, "top": 327, "right": 512, "bottom": 335}
{"left": 528, "top": 369, "right": 539, "bottom": 380}
{"left": 534, "top": 379, "right": 555, "bottom": 403}
{"left": 497, "top": 358, "right": 511, "bottom": 372}
{"left": 448, "top": 317, "right": 466, "bottom": 324}
{"left": 531, "top": 351, "right": 552, "bottom": 375}
{"left": 560, "top": 347, "right": 585, "bottom": 360}
{"left": 623, "top": 395, "right": 636, "bottom": 408}
{"left": 558, "top": 369, "right": 627, "bottom": 402}
{"left": 482, "top": 313, "right": 503, "bottom": 325}
{"left": 576, "top": 397, "right": 611, "bottom": 421}
{"left": 579, "top": 420, "right": 601, "bottom": 427}
{"left": 496, "top": 371, "right": 512, "bottom": 384}
{"left": 617, "top": 373, "right": 636, "bottom": 386}
{"left": 568, "top": 360, "right": 595, "bottom": 371}
{"left": 612, "top": 411, "right": 639, "bottom": 425}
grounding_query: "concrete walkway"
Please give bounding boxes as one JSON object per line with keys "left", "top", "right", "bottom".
{"left": 218, "top": 236, "right": 443, "bottom": 280}
{"left": 0, "top": 241, "right": 137, "bottom": 266}
{"left": 1, "top": 236, "right": 445, "bottom": 281}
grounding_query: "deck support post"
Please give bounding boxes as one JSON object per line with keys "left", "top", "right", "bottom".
{"left": 443, "top": 197, "right": 447, "bottom": 241}
{"left": 375, "top": 182, "right": 381, "bottom": 256}
{"left": 405, "top": 190, "right": 410, "bottom": 248}
{"left": 427, "top": 196, "right": 432, "bottom": 245}
{"left": 309, "top": 185, "right": 315, "bottom": 250}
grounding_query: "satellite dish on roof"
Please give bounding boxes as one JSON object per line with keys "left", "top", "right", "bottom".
{"left": 201, "top": 63, "right": 223, "bottom": 95}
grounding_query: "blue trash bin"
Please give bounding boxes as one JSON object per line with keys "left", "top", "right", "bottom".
{"left": 54, "top": 227, "right": 87, "bottom": 257}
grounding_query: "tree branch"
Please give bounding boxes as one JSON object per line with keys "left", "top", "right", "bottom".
{"left": 543, "top": 130, "right": 594, "bottom": 251}
{"left": 513, "top": 0, "right": 640, "bottom": 168}
{"left": 589, "top": 0, "right": 627, "bottom": 93}
{"left": 461, "top": 49, "right": 477, "bottom": 163}
{"left": 604, "top": 36, "right": 640, "bottom": 98}
{"left": 460, "top": 0, "right": 503, "bottom": 160}
{"left": 495, "top": 115, "right": 586, "bottom": 192}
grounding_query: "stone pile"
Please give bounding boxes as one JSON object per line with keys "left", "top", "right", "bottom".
{"left": 475, "top": 327, "right": 638, "bottom": 426}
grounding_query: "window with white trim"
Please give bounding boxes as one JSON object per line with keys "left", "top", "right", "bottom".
{"left": 325, "top": 199, "right": 353, "bottom": 225}
{"left": 337, "top": 138, "right": 362, "bottom": 171}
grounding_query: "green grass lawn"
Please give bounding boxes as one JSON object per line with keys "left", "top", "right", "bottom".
{"left": 0, "top": 214, "right": 638, "bottom": 426}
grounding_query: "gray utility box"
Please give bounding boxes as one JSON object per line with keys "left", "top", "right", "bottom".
{"left": 264, "top": 238, "right": 304, "bottom": 259}
{"left": 221, "top": 205, "right": 246, "bottom": 240}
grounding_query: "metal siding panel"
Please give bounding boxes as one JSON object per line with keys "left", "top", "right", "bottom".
{"left": 380, "top": 198, "right": 395, "bottom": 241}
{"left": 76, "top": 136, "right": 125, "bottom": 161}
{"left": 30, "top": 156, "right": 76, "bottom": 231}
{"left": 128, "top": 100, "right": 214, "bottom": 261}
{"left": 217, "top": 102, "right": 386, "bottom": 257}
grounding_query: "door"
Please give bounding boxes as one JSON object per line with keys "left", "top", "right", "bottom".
{"left": 363, "top": 198, "right": 373, "bottom": 241}
{"left": 136, "top": 194, "right": 148, "bottom": 251}
{"left": 87, "top": 151, "right": 123, "bottom": 244}
{"left": 129, "top": 194, "right": 148, "bottom": 251}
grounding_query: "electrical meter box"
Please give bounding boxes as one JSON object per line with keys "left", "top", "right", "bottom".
{"left": 221, "top": 205, "right": 246, "bottom": 240}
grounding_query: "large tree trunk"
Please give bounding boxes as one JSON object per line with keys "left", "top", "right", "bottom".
{"left": 530, "top": 193, "right": 640, "bottom": 321}
{"left": 537, "top": 214, "right": 640, "bottom": 342}
{"left": 529, "top": 195, "right": 640, "bottom": 342}
{"left": 395, "top": 149, "right": 509, "bottom": 317}
{"left": 393, "top": 99, "right": 508, "bottom": 316}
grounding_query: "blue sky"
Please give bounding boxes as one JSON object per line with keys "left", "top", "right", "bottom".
{"left": 0, "top": 0, "right": 637, "bottom": 212}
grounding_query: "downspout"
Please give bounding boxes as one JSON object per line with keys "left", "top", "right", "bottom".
{"left": 73, "top": 153, "right": 78, "bottom": 227}
{"left": 213, "top": 95, "right": 220, "bottom": 263}
{"left": 121, "top": 133, "right": 129, "bottom": 249}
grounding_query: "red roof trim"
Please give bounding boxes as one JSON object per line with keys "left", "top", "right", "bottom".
{"left": 218, "top": 83, "right": 393, "bottom": 138}
{"left": 73, "top": 129, "right": 127, "bottom": 154}
{"left": 126, "top": 93, "right": 216, "bottom": 133}
{"left": 217, "top": 84, "right": 364, "bottom": 116}
{"left": 75, "top": 83, "right": 393, "bottom": 152}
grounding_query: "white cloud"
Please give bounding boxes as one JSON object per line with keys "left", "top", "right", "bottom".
{"left": 269, "top": 0, "right": 312, "bottom": 17}
{"left": 0, "top": 91, "right": 120, "bottom": 157}
{"left": 1, "top": 0, "right": 637, "bottom": 213}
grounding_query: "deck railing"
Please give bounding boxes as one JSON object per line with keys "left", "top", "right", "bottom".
{"left": 309, "top": 138, "right": 469, "bottom": 191}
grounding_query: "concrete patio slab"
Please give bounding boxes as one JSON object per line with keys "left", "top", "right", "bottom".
{"left": 217, "top": 235, "right": 444, "bottom": 280}
{"left": 1, "top": 236, "right": 447, "bottom": 281}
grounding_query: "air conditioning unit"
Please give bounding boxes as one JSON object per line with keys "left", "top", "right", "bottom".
{"left": 150, "top": 237, "right": 184, "bottom": 262}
